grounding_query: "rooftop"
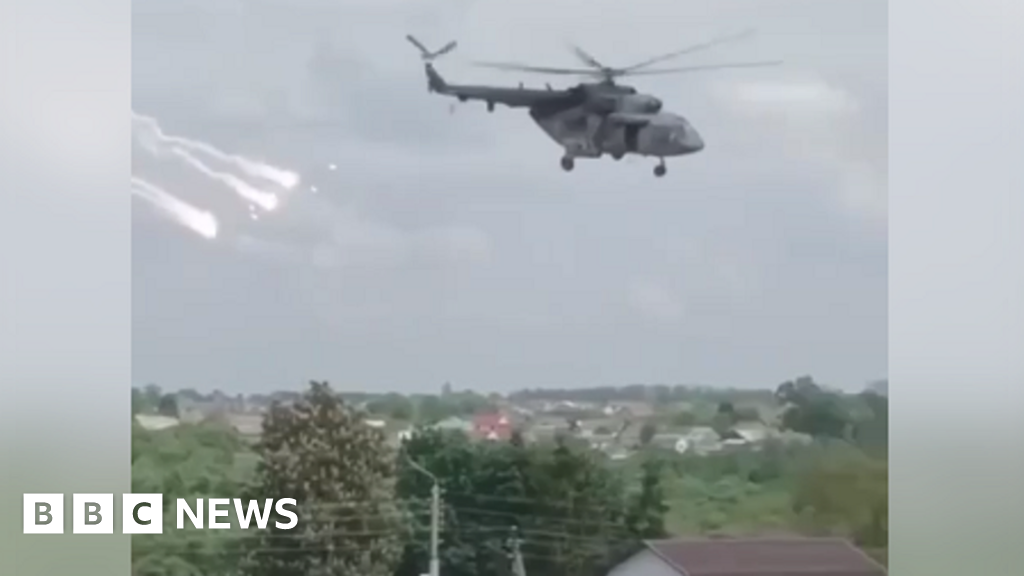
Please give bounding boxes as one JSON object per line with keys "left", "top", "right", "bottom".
{"left": 644, "top": 537, "right": 887, "bottom": 576}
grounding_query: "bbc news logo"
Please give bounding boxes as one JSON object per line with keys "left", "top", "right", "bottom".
{"left": 23, "top": 494, "right": 298, "bottom": 534}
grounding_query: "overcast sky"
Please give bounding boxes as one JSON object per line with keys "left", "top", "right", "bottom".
{"left": 131, "top": 0, "right": 887, "bottom": 394}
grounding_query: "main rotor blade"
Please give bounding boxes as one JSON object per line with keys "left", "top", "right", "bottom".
{"left": 473, "top": 61, "right": 598, "bottom": 75}
{"left": 622, "top": 60, "right": 783, "bottom": 76}
{"left": 622, "top": 28, "right": 759, "bottom": 72}
{"left": 406, "top": 35, "right": 430, "bottom": 56}
{"left": 434, "top": 41, "right": 458, "bottom": 57}
{"left": 568, "top": 44, "right": 606, "bottom": 70}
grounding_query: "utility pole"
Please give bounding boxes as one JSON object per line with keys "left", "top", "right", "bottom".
{"left": 507, "top": 526, "right": 526, "bottom": 576}
{"left": 407, "top": 456, "right": 441, "bottom": 576}
{"left": 429, "top": 481, "right": 440, "bottom": 576}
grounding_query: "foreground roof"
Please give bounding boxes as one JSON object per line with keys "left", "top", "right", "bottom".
{"left": 644, "top": 537, "right": 887, "bottom": 576}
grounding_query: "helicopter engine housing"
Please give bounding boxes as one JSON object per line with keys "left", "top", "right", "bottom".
{"left": 583, "top": 94, "right": 619, "bottom": 115}
{"left": 582, "top": 92, "right": 663, "bottom": 115}
{"left": 618, "top": 94, "right": 663, "bottom": 113}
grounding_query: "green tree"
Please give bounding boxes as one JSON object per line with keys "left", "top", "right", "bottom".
{"left": 242, "top": 381, "right": 405, "bottom": 576}
{"left": 396, "top": 429, "right": 645, "bottom": 576}
{"left": 638, "top": 423, "right": 657, "bottom": 446}
{"left": 792, "top": 448, "right": 887, "bottom": 550}
{"left": 733, "top": 406, "right": 762, "bottom": 423}
{"left": 417, "top": 395, "right": 455, "bottom": 424}
{"left": 157, "top": 394, "right": 179, "bottom": 418}
{"left": 851, "top": 392, "right": 888, "bottom": 457}
{"left": 132, "top": 388, "right": 144, "bottom": 415}
{"left": 133, "top": 384, "right": 163, "bottom": 414}
{"left": 131, "top": 421, "right": 251, "bottom": 576}
{"left": 710, "top": 412, "right": 735, "bottom": 438}
{"left": 626, "top": 456, "right": 669, "bottom": 538}
{"left": 671, "top": 411, "right": 697, "bottom": 427}
{"left": 775, "top": 376, "right": 851, "bottom": 439}
{"left": 366, "top": 393, "right": 414, "bottom": 422}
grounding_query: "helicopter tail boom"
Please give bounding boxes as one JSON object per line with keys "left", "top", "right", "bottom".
{"left": 425, "top": 64, "right": 448, "bottom": 93}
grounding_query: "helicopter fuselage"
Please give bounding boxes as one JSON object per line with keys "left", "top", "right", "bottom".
{"left": 529, "top": 104, "right": 704, "bottom": 160}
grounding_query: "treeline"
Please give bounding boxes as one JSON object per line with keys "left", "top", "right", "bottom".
{"left": 508, "top": 384, "right": 776, "bottom": 406}
{"left": 132, "top": 380, "right": 888, "bottom": 576}
{"left": 136, "top": 378, "right": 885, "bottom": 420}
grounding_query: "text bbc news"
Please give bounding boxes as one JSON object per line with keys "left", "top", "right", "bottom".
{"left": 22, "top": 493, "right": 298, "bottom": 534}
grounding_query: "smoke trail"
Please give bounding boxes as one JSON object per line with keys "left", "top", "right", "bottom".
{"left": 132, "top": 112, "right": 300, "bottom": 190}
{"left": 169, "top": 147, "right": 280, "bottom": 211}
{"left": 131, "top": 177, "right": 218, "bottom": 240}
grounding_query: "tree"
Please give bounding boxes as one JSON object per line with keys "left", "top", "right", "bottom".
{"left": 365, "top": 393, "right": 414, "bottom": 422}
{"left": 242, "top": 381, "right": 405, "bottom": 576}
{"left": 626, "top": 456, "right": 669, "bottom": 538}
{"left": 132, "top": 388, "right": 144, "bottom": 415}
{"left": 775, "top": 376, "right": 852, "bottom": 439}
{"left": 639, "top": 423, "right": 657, "bottom": 446}
{"left": 157, "top": 394, "right": 179, "bottom": 418}
{"left": 396, "top": 429, "right": 646, "bottom": 576}
{"left": 416, "top": 395, "right": 450, "bottom": 424}
{"left": 132, "top": 384, "right": 163, "bottom": 414}
{"left": 733, "top": 406, "right": 762, "bottom": 423}
{"left": 671, "top": 411, "right": 697, "bottom": 427}
{"left": 851, "top": 392, "right": 888, "bottom": 457}
{"left": 792, "top": 448, "right": 887, "bottom": 550}
{"left": 131, "top": 421, "right": 251, "bottom": 576}
{"left": 710, "top": 412, "right": 735, "bottom": 439}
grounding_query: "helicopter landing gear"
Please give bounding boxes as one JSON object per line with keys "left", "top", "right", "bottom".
{"left": 611, "top": 151, "right": 624, "bottom": 161}
{"left": 560, "top": 156, "right": 575, "bottom": 172}
{"left": 487, "top": 101, "right": 495, "bottom": 112}
{"left": 654, "top": 159, "right": 667, "bottom": 177}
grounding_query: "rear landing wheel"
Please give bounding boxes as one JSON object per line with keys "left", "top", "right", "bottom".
{"left": 561, "top": 156, "right": 575, "bottom": 172}
{"left": 611, "top": 151, "right": 624, "bottom": 161}
{"left": 654, "top": 164, "right": 666, "bottom": 177}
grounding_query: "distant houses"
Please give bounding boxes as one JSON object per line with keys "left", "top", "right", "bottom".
{"left": 133, "top": 414, "right": 180, "bottom": 431}
{"left": 134, "top": 388, "right": 814, "bottom": 460}
{"left": 471, "top": 412, "right": 513, "bottom": 441}
{"left": 431, "top": 416, "right": 473, "bottom": 432}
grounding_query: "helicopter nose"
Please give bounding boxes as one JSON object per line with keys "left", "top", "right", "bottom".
{"left": 687, "top": 128, "right": 704, "bottom": 152}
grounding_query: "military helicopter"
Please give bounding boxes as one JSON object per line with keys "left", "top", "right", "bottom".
{"left": 407, "top": 32, "right": 779, "bottom": 177}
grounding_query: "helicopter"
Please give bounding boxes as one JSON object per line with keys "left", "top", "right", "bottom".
{"left": 406, "top": 32, "right": 779, "bottom": 177}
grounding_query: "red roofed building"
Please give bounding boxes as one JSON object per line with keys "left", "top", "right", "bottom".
{"left": 607, "top": 537, "right": 887, "bottom": 576}
{"left": 472, "top": 412, "right": 513, "bottom": 441}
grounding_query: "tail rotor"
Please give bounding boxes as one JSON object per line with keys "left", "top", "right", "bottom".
{"left": 406, "top": 35, "right": 458, "bottom": 62}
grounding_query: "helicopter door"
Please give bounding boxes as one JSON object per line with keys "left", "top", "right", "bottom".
{"left": 624, "top": 124, "right": 640, "bottom": 152}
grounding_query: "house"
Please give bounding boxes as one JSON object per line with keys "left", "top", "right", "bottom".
{"left": 605, "top": 537, "right": 886, "bottom": 576}
{"left": 472, "top": 412, "right": 513, "bottom": 441}
{"left": 604, "top": 401, "right": 654, "bottom": 418}
{"left": 431, "top": 416, "right": 473, "bottom": 432}
{"left": 225, "top": 413, "right": 263, "bottom": 439}
{"left": 650, "top": 433, "right": 691, "bottom": 454}
{"left": 733, "top": 424, "right": 769, "bottom": 443}
{"left": 134, "top": 414, "right": 180, "bottom": 431}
